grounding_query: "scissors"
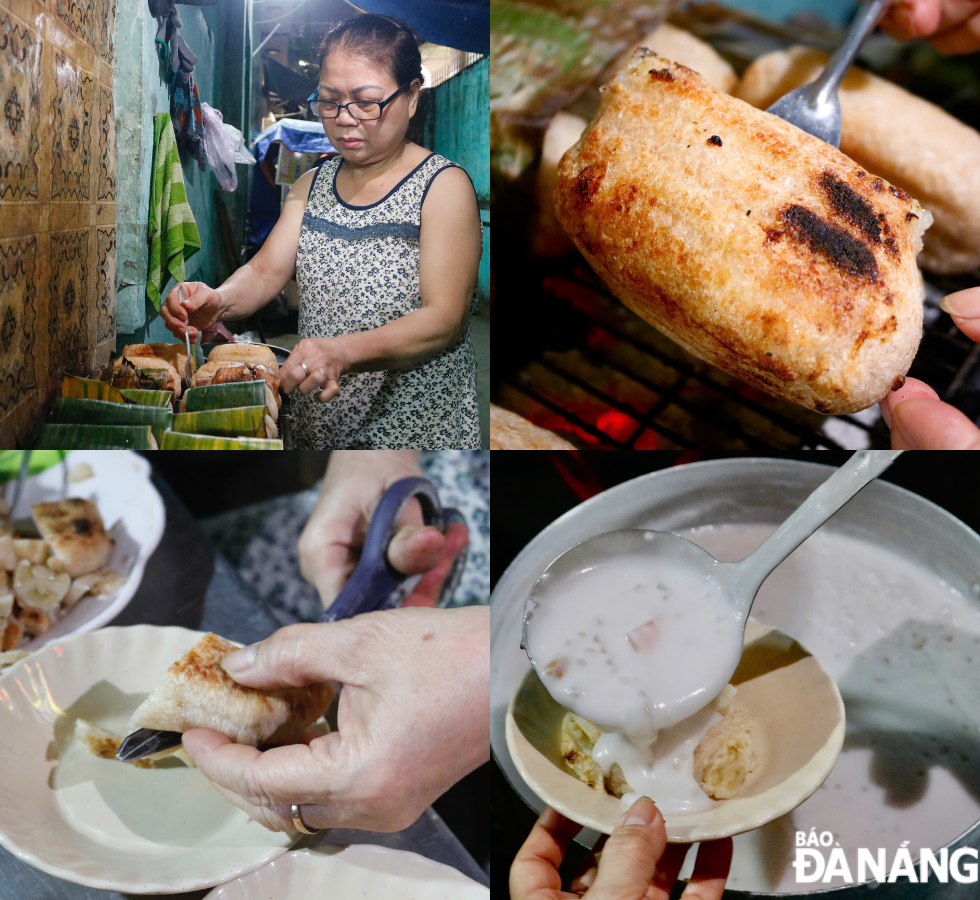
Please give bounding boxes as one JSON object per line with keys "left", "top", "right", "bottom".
{"left": 116, "top": 476, "right": 468, "bottom": 762}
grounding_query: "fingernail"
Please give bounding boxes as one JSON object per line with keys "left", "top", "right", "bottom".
{"left": 221, "top": 644, "right": 257, "bottom": 675}
{"left": 620, "top": 796, "right": 658, "bottom": 827}
{"left": 940, "top": 288, "right": 980, "bottom": 319}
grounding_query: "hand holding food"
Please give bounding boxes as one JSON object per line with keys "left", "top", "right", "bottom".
{"left": 509, "top": 798, "right": 733, "bottom": 900}
{"left": 554, "top": 51, "right": 930, "bottom": 415}
{"left": 180, "top": 606, "right": 491, "bottom": 833}
{"left": 160, "top": 281, "right": 223, "bottom": 342}
{"left": 880, "top": 288, "right": 980, "bottom": 448}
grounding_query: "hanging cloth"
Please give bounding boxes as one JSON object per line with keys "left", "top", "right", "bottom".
{"left": 147, "top": 112, "right": 201, "bottom": 310}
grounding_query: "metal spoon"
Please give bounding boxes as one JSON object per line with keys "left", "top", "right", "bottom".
{"left": 179, "top": 284, "right": 195, "bottom": 384}
{"left": 766, "top": 0, "right": 891, "bottom": 147}
{"left": 522, "top": 450, "right": 903, "bottom": 735}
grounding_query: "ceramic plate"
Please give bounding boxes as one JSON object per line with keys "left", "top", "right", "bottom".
{"left": 204, "top": 845, "right": 490, "bottom": 900}
{"left": 11, "top": 450, "right": 165, "bottom": 650}
{"left": 0, "top": 625, "right": 296, "bottom": 893}
{"left": 506, "top": 617, "right": 845, "bottom": 842}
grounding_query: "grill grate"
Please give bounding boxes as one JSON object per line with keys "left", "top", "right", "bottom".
{"left": 495, "top": 263, "right": 980, "bottom": 451}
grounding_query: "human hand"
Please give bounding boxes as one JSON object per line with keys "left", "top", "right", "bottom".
{"left": 298, "top": 450, "right": 467, "bottom": 610}
{"left": 180, "top": 605, "right": 490, "bottom": 832}
{"left": 880, "top": 287, "right": 980, "bottom": 449}
{"left": 510, "top": 797, "right": 733, "bottom": 900}
{"left": 160, "top": 281, "right": 223, "bottom": 341}
{"left": 879, "top": 0, "right": 980, "bottom": 55}
{"left": 280, "top": 337, "right": 350, "bottom": 403}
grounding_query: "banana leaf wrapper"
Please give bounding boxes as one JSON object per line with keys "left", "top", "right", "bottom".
{"left": 160, "top": 432, "right": 283, "bottom": 450}
{"left": 50, "top": 397, "right": 172, "bottom": 442}
{"left": 34, "top": 424, "right": 157, "bottom": 450}
{"left": 171, "top": 405, "right": 266, "bottom": 438}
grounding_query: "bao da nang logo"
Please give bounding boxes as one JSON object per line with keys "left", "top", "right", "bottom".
{"left": 794, "top": 831, "right": 979, "bottom": 884}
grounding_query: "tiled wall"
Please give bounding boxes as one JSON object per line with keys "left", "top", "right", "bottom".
{"left": 0, "top": 0, "right": 116, "bottom": 446}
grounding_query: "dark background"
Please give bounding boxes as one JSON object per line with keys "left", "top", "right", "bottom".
{"left": 491, "top": 451, "right": 980, "bottom": 898}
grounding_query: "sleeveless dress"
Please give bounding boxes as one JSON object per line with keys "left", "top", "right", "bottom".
{"left": 293, "top": 153, "right": 482, "bottom": 449}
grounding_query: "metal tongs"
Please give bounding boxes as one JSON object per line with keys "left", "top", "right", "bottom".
{"left": 116, "top": 476, "right": 468, "bottom": 762}
{"left": 766, "top": 0, "right": 891, "bottom": 147}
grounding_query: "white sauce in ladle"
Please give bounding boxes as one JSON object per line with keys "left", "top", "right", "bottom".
{"left": 524, "top": 554, "right": 743, "bottom": 745}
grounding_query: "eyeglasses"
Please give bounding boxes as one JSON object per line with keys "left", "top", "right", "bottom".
{"left": 307, "top": 83, "right": 411, "bottom": 121}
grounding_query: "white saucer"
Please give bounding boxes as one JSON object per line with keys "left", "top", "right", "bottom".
{"left": 204, "top": 845, "right": 490, "bottom": 899}
{"left": 0, "top": 625, "right": 296, "bottom": 893}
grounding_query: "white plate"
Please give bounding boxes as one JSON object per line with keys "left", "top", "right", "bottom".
{"left": 0, "top": 625, "right": 296, "bottom": 893}
{"left": 10, "top": 450, "right": 165, "bottom": 649}
{"left": 204, "top": 845, "right": 490, "bottom": 900}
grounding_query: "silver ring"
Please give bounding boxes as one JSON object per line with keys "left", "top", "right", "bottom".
{"left": 300, "top": 362, "right": 310, "bottom": 377}
{"left": 290, "top": 804, "right": 320, "bottom": 834}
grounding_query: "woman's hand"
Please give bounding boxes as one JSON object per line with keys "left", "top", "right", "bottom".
{"left": 298, "top": 450, "right": 464, "bottom": 609}
{"left": 160, "top": 281, "right": 223, "bottom": 341}
{"left": 180, "top": 605, "right": 490, "bottom": 833}
{"left": 510, "top": 798, "right": 733, "bottom": 900}
{"left": 880, "top": 0, "right": 980, "bottom": 54}
{"left": 880, "top": 287, "right": 980, "bottom": 449}
{"left": 280, "top": 337, "right": 351, "bottom": 404}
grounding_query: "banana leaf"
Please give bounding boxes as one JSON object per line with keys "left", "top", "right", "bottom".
{"left": 0, "top": 451, "right": 67, "bottom": 480}
{"left": 119, "top": 389, "right": 173, "bottom": 407}
{"left": 183, "top": 381, "right": 266, "bottom": 412}
{"left": 171, "top": 405, "right": 266, "bottom": 438}
{"left": 160, "top": 432, "right": 283, "bottom": 450}
{"left": 51, "top": 397, "right": 172, "bottom": 442}
{"left": 62, "top": 376, "right": 128, "bottom": 405}
{"left": 491, "top": 0, "right": 672, "bottom": 181}
{"left": 34, "top": 424, "right": 156, "bottom": 450}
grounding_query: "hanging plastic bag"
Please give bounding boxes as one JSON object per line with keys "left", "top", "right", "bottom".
{"left": 222, "top": 122, "right": 258, "bottom": 166}
{"left": 201, "top": 101, "right": 238, "bottom": 192}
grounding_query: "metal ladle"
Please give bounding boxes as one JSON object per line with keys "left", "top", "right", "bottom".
{"left": 522, "top": 450, "right": 903, "bottom": 733}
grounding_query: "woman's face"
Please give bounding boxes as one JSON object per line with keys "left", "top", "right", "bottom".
{"left": 316, "top": 50, "right": 419, "bottom": 165}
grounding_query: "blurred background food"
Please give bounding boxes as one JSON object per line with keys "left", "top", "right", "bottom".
{"left": 491, "top": 0, "right": 980, "bottom": 450}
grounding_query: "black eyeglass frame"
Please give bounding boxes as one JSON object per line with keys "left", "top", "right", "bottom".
{"left": 307, "top": 82, "right": 413, "bottom": 121}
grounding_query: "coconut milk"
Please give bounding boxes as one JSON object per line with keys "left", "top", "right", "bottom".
{"left": 678, "top": 523, "right": 980, "bottom": 894}
{"left": 524, "top": 555, "right": 744, "bottom": 742}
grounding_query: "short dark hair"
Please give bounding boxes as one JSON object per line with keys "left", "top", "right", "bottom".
{"left": 317, "top": 14, "right": 423, "bottom": 89}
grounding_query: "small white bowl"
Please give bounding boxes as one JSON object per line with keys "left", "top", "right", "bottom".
{"left": 506, "top": 617, "right": 845, "bottom": 842}
{"left": 0, "top": 625, "right": 296, "bottom": 893}
{"left": 12, "top": 450, "right": 166, "bottom": 650}
{"left": 204, "top": 845, "right": 490, "bottom": 899}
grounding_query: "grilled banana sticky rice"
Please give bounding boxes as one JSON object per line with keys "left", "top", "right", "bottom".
{"left": 554, "top": 51, "right": 932, "bottom": 415}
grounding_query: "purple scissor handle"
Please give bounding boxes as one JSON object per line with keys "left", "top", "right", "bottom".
{"left": 318, "top": 476, "right": 468, "bottom": 623}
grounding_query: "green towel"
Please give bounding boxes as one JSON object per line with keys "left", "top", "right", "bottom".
{"left": 147, "top": 112, "right": 201, "bottom": 310}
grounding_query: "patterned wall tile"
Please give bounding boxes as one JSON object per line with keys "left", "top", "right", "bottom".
{"left": 96, "top": 226, "right": 114, "bottom": 342}
{"left": 51, "top": 53, "right": 94, "bottom": 201}
{"left": 56, "top": 0, "right": 95, "bottom": 45}
{"left": 98, "top": 83, "right": 115, "bottom": 201}
{"left": 48, "top": 229, "right": 90, "bottom": 376}
{"left": 95, "top": 0, "right": 114, "bottom": 64}
{"left": 0, "top": 15, "right": 41, "bottom": 200}
{"left": 0, "top": 238, "right": 38, "bottom": 413}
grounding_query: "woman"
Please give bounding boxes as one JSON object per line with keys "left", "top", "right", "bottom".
{"left": 161, "top": 15, "right": 483, "bottom": 449}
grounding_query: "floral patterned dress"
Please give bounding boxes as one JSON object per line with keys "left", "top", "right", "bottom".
{"left": 293, "top": 153, "right": 481, "bottom": 449}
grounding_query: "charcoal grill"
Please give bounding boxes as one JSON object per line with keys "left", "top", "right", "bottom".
{"left": 492, "top": 253, "right": 980, "bottom": 450}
